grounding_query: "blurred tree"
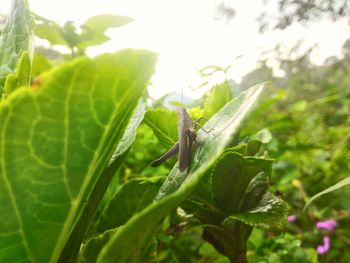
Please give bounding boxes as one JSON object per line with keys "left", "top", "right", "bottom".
{"left": 215, "top": 0, "right": 350, "bottom": 32}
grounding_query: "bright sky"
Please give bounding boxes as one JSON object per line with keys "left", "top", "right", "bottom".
{"left": 1, "top": 0, "right": 349, "bottom": 98}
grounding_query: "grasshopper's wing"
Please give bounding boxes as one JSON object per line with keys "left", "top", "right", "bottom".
{"left": 177, "top": 108, "right": 193, "bottom": 172}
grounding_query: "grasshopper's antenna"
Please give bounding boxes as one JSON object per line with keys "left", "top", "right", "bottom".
{"left": 181, "top": 86, "right": 184, "bottom": 105}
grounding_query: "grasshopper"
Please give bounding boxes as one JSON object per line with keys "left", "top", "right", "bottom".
{"left": 151, "top": 107, "right": 208, "bottom": 172}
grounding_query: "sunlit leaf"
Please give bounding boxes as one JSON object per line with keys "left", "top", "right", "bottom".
{"left": 78, "top": 15, "right": 133, "bottom": 49}
{"left": 203, "top": 82, "right": 232, "bottom": 119}
{"left": 34, "top": 14, "right": 66, "bottom": 46}
{"left": 0, "top": 49, "right": 156, "bottom": 262}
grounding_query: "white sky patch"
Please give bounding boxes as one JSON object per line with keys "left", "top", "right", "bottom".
{"left": 1, "top": 0, "right": 349, "bottom": 99}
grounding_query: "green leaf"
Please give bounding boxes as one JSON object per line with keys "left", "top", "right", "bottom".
{"left": 222, "top": 192, "right": 288, "bottom": 229}
{"left": 0, "top": 49, "right": 156, "bottom": 263}
{"left": 108, "top": 100, "right": 146, "bottom": 166}
{"left": 78, "top": 229, "right": 116, "bottom": 263}
{"left": 211, "top": 152, "right": 249, "bottom": 215}
{"left": 31, "top": 53, "right": 52, "bottom": 77}
{"left": 198, "top": 65, "right": 224, "bottom": 77}
{"left": 91, "top": 177, "right": 164, "bottom": 235}
{"left": 304, "top": 176, "right": 350, "bottom": 212}
{"left": 59, "top": 99, "right": 149, "bottom": 262}
{"left": 4, "top": 51, "right": 31, "bottom": 95}
{"left": 211, "top": 152, "right": 272, "bottom": 215}
{"left": 144, "top": 108, "right": 178, "bottom": 149}
{"left": 250, "top": 128, "right": 272, "bottom": 144}
{"left": 78, "top": 15, "right": 133, "bottom": 49}
{"left": 34, "top": 14, "right": 66, "bottom": 46}
{"left": 0, "top": 0, "right": 33, "bottom": 95}
{"left": 203, "top": 82, "right": 232, "bottom": 119}
{"left": 97, "top": 84, "right": 264, "bottom": 263}
{"left": 239, "top": 171, "right": 269, "bottom": 212}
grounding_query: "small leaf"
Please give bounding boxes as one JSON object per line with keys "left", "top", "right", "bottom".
{"left": 4, "top": 51, "right": 31, "bottom": 95}
{"left": 203, "top": 82, "right": 232, "bottom": 119}
{"left": 304, "top": 176, "right": 350, "bottom": 212}
{"left": 78, "top": 15, "right": 133, "bottom": 49}
{"left": 251, "top": 128, "right": 272, "bottom": 144}
{"left": 222, "top": 192, "right": 288, "bottom": 229}
{"left": 144, "top": 108, "right": 178, "bottom": 149}
{"left": 108, "top": 100, "right": 145, "bottom": 166}
{"left": 83, "top": 15, "right": 133, "bottom": 32}
{"left": 34, "top": 14, "right": 67, "bottom": 46}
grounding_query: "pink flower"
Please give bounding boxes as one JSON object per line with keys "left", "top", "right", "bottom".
{"left": 317, "top": 236, "right": 330, "bottom": 254}
{"left": 316, "top": 220, "right": 337, "bottom": 232}
{"left": 287, "top": 215, "right": 297, "bottom": 222}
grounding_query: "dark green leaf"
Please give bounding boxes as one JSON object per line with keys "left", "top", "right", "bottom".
{"left": 211, "top": 152, "right": 250, "bottom": 215}
{"left": 222, "top": 192, "right": 288, "bottom": 229}
{"left": 91, "top": 177, "right": 164, "bottom": 235}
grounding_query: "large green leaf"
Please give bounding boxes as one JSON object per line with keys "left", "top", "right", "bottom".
{"left": 0, "top": 49, "right": 156, "bottom": 263}
{"left": 0, "top": 0, "right": 33, "bottom": 95}
{"left": 97, "top": 84, "right": 264, "bottom": 262}
{"left": 59, "top": 99, "right": 148, "bottom": 263}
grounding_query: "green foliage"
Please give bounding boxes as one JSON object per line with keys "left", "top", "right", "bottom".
{"left": 182, "top": 151, "right": 286, "bottom": 262}
{"left": 96, "top": 85, "right": 265, "bottom": 263}
{"left": 248, "top": 231, "right": 318, "bottom": 263}
{"left": 0, "top": 0, "right": 33, "bottom": 95}
{"left": 34, "top": 14, "right": 133, "bottom": 56}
